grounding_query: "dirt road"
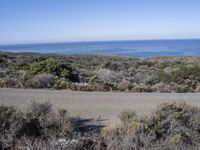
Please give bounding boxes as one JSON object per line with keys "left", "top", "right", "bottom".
{"left": 0, "top": 88, "right": 199, "bottom": 123}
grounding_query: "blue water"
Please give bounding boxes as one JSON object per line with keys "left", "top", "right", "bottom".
{"left": 0, "top": 39, "right": 200, "bottom": 58}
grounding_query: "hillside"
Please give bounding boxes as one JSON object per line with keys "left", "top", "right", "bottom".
{"left": 0, "top": 52, "right": 200, "bottom": 92}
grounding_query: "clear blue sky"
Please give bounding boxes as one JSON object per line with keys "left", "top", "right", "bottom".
{"left": 0, "top": 0, "right": 200, "bottom": 44}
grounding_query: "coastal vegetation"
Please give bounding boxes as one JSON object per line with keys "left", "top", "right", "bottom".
{"left": 1, "top": 101, "right": 200, "bottom": 149}
{"left": 0, "top": 52, "right": 200, "bottom": 92}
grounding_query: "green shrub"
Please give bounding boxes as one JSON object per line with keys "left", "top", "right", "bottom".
{"left": 100, "top": 62, "right": 119, "bottom": 71}
{"left": 26, "top": 61, "right": 78, "bottom": 81}
{"left": 158, "top": 65, "right": 200, "bottom": 85}
{"left": 8, "top": 62, "right": 29, "bottom": 70}
{"left": 0, "top": 58, "right": 4, "bottom": 63}
{"left": 158, "top": 61, "right": 183, "bottom": 69}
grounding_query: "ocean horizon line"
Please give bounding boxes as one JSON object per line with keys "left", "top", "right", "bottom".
{"left": 1, "top": 38, "right": 200, "bottom": 46}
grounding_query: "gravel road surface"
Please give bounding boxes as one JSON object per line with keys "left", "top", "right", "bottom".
{"left": 0, "top": 88, "right": 199, "bottom": 123}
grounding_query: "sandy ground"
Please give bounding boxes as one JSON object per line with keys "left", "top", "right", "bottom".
{"left": 0, "top": 88, "right": 200, "bottom": 123}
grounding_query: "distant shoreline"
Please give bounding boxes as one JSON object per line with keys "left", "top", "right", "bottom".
{"left": 1, "top": 50, "right": 200, "bottom": 60}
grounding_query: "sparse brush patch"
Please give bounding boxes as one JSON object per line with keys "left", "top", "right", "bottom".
{"left": 0, "top": 78, "right": 23, "bottom": 88}
{"left": 25, "top": 73, "right": 55, "bottom": 88}
{"left": 0, "top": 101, "right": 102, "bottom": 150}
{"left": 119, "top": 110, "right": 136, "bottom": 127}
{"left": 0, "top": 101, "right": 74, "bottom": 149}
{"left": 1, "top": 101, "right": 200, "bottom": 149}
{"left": 100, "top": 101, "right": 200, "bottom": 150}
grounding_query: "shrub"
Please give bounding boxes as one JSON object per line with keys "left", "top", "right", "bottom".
{"left": 151, "top": 82, "right": 175, "bottom": 93}
{"left": 117, "top": 80, "right": 132, "bottom": 91}
{"left": 100, "top": 123, "right": 125, "bottom": 148}
{"left": 176, "top": 84, "right": 190, "bottom": 93}
{"left": 8, "top": 62, "right": 29, "bottom": 70}
{"left": 26, "top": 73, "right": 55, "bottom": 88}
{"left": 158, "top": 65, "right": 200, "bottom": 85}
{"left": 0, "top": 105, "right": 20, "bottom": 132}
{"left": 0, "top": 101, "right": 73, "bottom": 149}
{"left": 88, "top": 76, "right": 116, "bottom": 91}
{"left": 118, "top": 110, "right": 136, "bottom": 127}
{"left": 95, "top": 68, "right": 115, "bottom": 81}
{"left": 0, "top": 105, "right": 23, "bottom": 149}
{"left": 0, "top": 58, "right": 4, "bottom": 63}
{"left": 70, "top": 82, "right": 94, "bottom": 91}
{"left": 100, "top": 62, "right": 119, "bottom": 71}
{"left": 53, "top": 77, "right": 70, "bottom": 89}
{"left": 0, "top": 78, "right": 23, "bottom": 88}
{"left": 1, "top": 52, "right": 200, "bottom": 92}
{"left": 26, "top": 61, "right": 78, "bottom": 81}
{"left": 132, "top": 84, "right": 152, "bottom": 92}
{"left": 2, "top": 101, "right": 200, "bottom": 149}
{"left": 102, "top": 102, "right": 200, "bottom": 150}
{"left": 195, "top": 84, "right": 200, "bottom": 92}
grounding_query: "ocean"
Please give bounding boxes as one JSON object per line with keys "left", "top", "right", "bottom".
{"left": 0, "top": 39, "right": 200, "bottom": 58}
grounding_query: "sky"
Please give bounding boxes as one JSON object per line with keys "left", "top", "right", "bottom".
{"left": 0, "top": 0, "right": 200, "bottom": 45}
